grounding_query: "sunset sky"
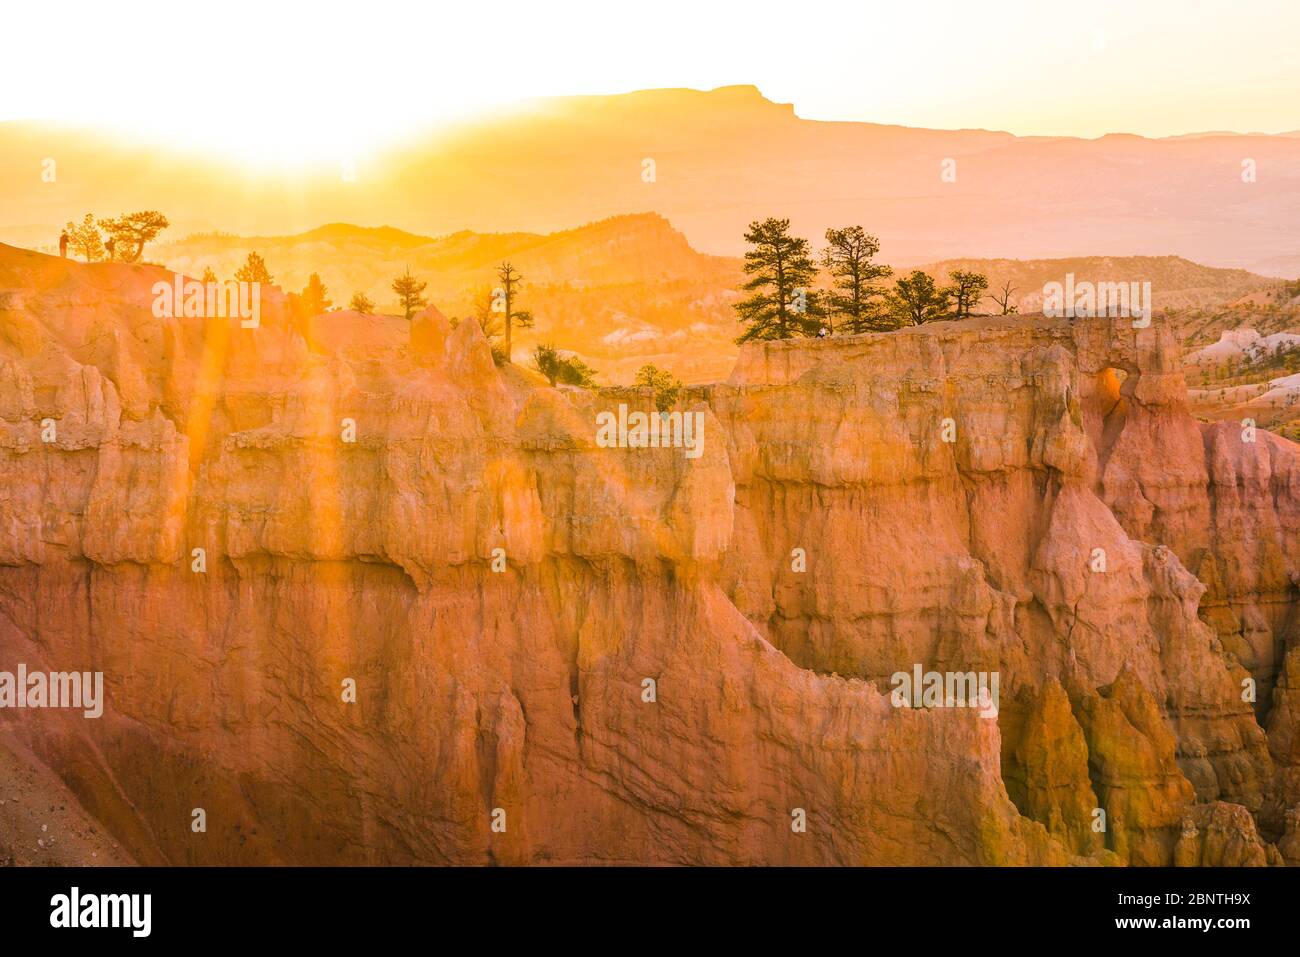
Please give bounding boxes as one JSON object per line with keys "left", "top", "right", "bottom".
{"left": 3, "top": 0, "right": 1298, "bottom": 165}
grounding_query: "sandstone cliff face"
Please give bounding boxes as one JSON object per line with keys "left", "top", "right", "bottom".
{"left": 0, "top": 245, "right": 1296, "bottom": 865}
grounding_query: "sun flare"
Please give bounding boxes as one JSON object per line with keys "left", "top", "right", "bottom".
{"left": 4, "top": 0, "right": 1300, "bottom": 900}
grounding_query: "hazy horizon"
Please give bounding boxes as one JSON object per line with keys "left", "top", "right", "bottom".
{"left": 6, "top": 0, "right": 1300, "bottom": 167}
{"left": 4, "top": 81, "right": 1298, "bottom": 163}
{"left": 5, "top": 0, "right": 1300, "bottom": 906}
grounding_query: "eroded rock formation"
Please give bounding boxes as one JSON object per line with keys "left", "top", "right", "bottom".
{"left": 0, "top": 245, "right": 1296, "bottom": 864}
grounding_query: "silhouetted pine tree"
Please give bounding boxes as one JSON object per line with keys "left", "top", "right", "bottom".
{"left": 734, "top": 218, "right": 824, "bottom": 343}
{"left": 235, "top": 252, "right": 273, "bottom": 284}
{"left": 391, "top": 269, "right": 428, "bottom": 320}
{"left": 821, "top": 226, "right": 894, "bottom": 333}
{"left": 496, "top": 262, "right": 534, "bottom": 363}
{"left": 887, "top": 271, "right": 950, "bottom": 325}
{"left": 947, "top": 270, "right": 989, "bottom": 319}
{"left": 301, "top": 273, "right": 332, "bottom": 314}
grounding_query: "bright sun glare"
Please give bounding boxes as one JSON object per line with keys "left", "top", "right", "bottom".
{"left": 6, "top": 0, "right": 1300, "bottom": 170}
{"left": 88, "top": 58, "right": 515, "bottom": 171}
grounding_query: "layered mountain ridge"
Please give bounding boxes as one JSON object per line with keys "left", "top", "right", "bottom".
{"left": 5, "top": 84, "right": 1300, "bottom": 271}
{"left": 150, "top": 217, "right": 1286, "bottom": 385}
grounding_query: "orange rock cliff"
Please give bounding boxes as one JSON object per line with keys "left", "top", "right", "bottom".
{"left": 1, "top": 244, "right": 1298, "bottom": 866}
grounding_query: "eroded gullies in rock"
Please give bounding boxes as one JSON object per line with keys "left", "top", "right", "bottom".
{"left": 0, "top": 249, "right": 1297, "bottom": 865}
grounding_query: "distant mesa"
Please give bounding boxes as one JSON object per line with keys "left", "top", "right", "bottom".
{"left": 4, "top": 85, "right": 1299, "bottom": 271}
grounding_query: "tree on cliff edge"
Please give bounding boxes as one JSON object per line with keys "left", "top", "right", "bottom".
{"left": 734, "top": 218, "right": 824, "bottom": 343}
{"left": 946, "top": 269, "right": 989, "bottom": 320}
{"left": 235, "top": 252, "right": 273, "bottom": 284}
{"left": 97, "top": 211, "right": 169, "bottom": 263}
{"left": 887, "top": 270, "right": 950, "bottom": 325}
{"left": 65, "top": 214, "right": 104, "bottom": 262}
{"left": 533, "top": 344, "right": 597, "bottom": 387}
{"left": 300, "top": 273, "right": 332, "bottom": 315}
{"left": 391, "top": 269, "right": 428, "bottom": 321}
{"left": 990, "top": 280, "right": 1018, "bottom": 315}
{"left": 821, "top": 226, "right": 894, "bottom": 334}
{"left": 635, "top": 364, "right": 683, "bottom": 412}
{"left": 496, "top": 262, "right": 534, "bottom": 363}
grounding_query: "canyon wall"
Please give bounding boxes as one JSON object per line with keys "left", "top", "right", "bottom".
{"left": 1, "top": 245, "right": 1297, "bottom": 865}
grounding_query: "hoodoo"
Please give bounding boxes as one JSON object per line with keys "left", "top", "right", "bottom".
{"left": 0, "top": 246, "right": 1297, "bottom": 866}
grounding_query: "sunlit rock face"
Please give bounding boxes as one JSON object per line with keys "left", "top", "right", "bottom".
{"left": 0, "top": 245, "right": 1296, "bottom": 865}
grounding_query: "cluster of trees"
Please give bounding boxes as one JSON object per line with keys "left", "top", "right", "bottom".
{"left": 361, "top": 259, "right": 597, "bottom": 387}
{"left": 1272, "top": 277, "right": 1300, "bottom": 304}
{"left": 1208, "top": 340, "right": 1300, "bottom": 385}
{"left": 210, "top": 255, "right": 556, "bottom": 374}
{"left": 886, "top": 269, "right": 990, "bottom": 326}
{"left": 63, "top": 211, "right": 169, "bottom": 263}
{"left": 212, "top": 253, "right": 615, "bottom": 393}
{"left": 445, "top": 261, "right": 538, "bottom": 369}
{"left": 734, "top": 218, "right": 1011, "bottom": 343}
{"left": 635, "top": 364, "right": 682, "bottom": 412}
{"left": 374, "top": 262, "right": 690, "bottom": 401}
{"left": 233, "top": 251, "right": 272, "bottom": 284}
{"left": 190, "top": 252, "right": 418, "bottom": 320}
{"left": 373, "top": 261, "right": 534, "bottom": 347}
{"left": 220, "top": 252, "right": 333, "bottom": 323}
{"left": 533, "top": 344, "right": 597, "bottom": 387}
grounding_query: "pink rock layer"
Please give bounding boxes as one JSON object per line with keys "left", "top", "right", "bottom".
{"left": 1, "top": 246, "right": 1296, "bottom": 865}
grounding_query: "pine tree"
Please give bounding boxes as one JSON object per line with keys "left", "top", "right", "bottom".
{"left": 635, "top": 364, "right": 683, "bottom": 412}
{"left": 235, "top": 252, "right": 273, "bottom": 284}
{"left": 496, "top": 262, "right": 534, "bottom": 363}
{"left": 300, "top": 273, "right": 332, "bottom": 315}
{"left": 947, "top": 270, "right": 989, "bottom": 319}
{"left": 888, "top": 271, "right": 951, "bottom": 325}
{"left": 821, "top": 226, "right": 894, "bottom": 333}
{"left": 734, "top": 218, "right": 824, "bottom": 343}
{"left": 65, "top": 214, "right": 104, "bottom": 262}
{"left": 533, "top": 344, "right": 596, "bottom": 387}
{"left": 97, "top": 211, "right": 169, "bottom": 263}
{"left": 349, "top": 292, "right": 374, "bottom": 315}
{"left": 391, "top": 269, "right": 428, "bottom": 321}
